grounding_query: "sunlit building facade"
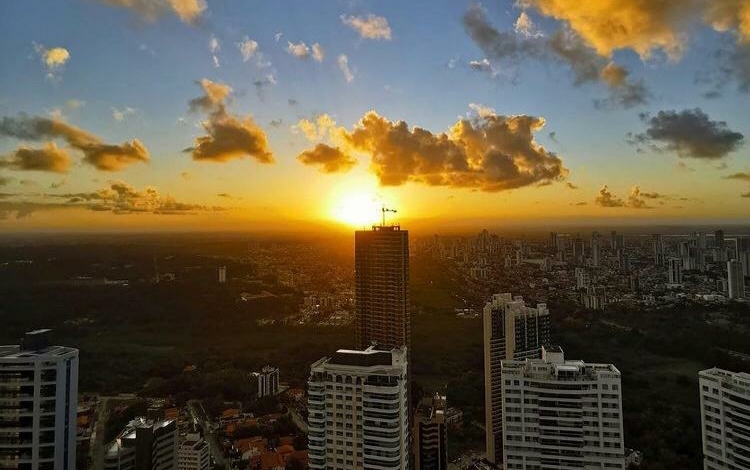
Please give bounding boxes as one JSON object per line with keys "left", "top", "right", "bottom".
{"left": 0, "top": 330, "right": 79, "bottom": 470}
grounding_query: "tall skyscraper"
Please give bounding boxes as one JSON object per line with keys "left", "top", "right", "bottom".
{"left": 653, "top": 233, "right": 665, "bottom": 265}
{"left": 257, "top": 365, "right": 280, "bottom": 398}
{"left": 501, "top": 346, "right": 625, "bottom": 470}
{"left": 307, "top": 346, "right": 410, "bottom": 470}
{"left": 0, "top": 329, "right": 79, "bottom": 470}
{"left": 414, "top": 393, "right": 447, "bottom": 470}
{"left": 217, "top": 266, "right": 227, "bottom": 284}
{"left": 483, "top": 293, "right": 551, "bottom": 465}
{"left": 354, "top": 225, "right": 410, "bottom": 351}
{"left": 699, "top": 368, "right": 750, "bottom": 470}
{"left": 572, "top": 236, "right": 585, "bottom": 265}
{"left": 715, "top": 229, "right": 725, "bottom": 249}
{"left": 727, "top": 259, "right": 745, "bottom": 299}
{"left": 591, "top": 233, "right": 601, "bottom": 267}
{"left": 668, "top": 257, "right": 683, "bottom": 285}
{"left": 104, "top": 418, "right": 177, "bottom": 470}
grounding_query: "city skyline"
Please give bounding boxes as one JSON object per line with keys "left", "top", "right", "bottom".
{"left": 1, "top": 1, "right": 750, "bottom": 233}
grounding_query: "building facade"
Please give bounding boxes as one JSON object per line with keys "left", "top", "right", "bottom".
{"left": 668, "top": 257, "right": 683, "bottom": 285}
{"left": 727, "top": 259, "right": 745, "bottom": 299}
{"left": 483, "top": 294, "right": 551, "bottom": 465}
{"left": 354, "top": 225, "right": 410, "bottom": 351}
{"left": 699, "top": 368, "right": 750, "bottom": 470}
{"left": 501, "top": 346, "right": 625, "bottom": 470}
{"left": 257, "top": 366, "right": 280, "bottom": 398}
{"left": 0, "top": 330, "right": 79, "bottom": 470}
{"left": 413, "top": 393, "right": 447, "bottom": 470}
{"left": 103, "top": 418, "right": 177, "bottom": 470}
{"left": 176, "top": 434, "right": 209, "bottom": 470}
{"left": 307, "top": 347, "right": 409, "bottom": 470}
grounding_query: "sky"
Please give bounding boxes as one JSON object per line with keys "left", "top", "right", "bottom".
{"left": 0, "top": 0, "right": 749, "bottom": 232}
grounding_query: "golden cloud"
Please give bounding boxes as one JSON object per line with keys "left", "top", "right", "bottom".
{"left": 0, "top": 114, "right": 149, "bottom": 171}
{"left": 297, "top": 144, "right": 356, "bottom": 173}
{"left": 96, "top": 0, "right": 206, "bottom": 24}
{"left": 1, "top": 143, "right": 71, "bottom": 173}
{"left": 340, "top": 14, "right": 392, "bottom": 40}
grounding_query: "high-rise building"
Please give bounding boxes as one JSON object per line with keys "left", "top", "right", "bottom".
{"left": 715, "top": 229, "right": 725, "bottom": 249}
{"left": 103, "top": 418, "right": 177, "bottom": 470}
{"left": 218, "top": 266, "right": 226, "bottom": 284}
{"left": 610, "top": 230, "right": 617, "bottom": 250}
{"left": 699, "top": 368, "right": 750, "bottom": 470}
{"left": 591, "top": 235, "right": 601, "bottom": 267}
{"left": 572, "top": 236, "right": 585, "bottom": 265}
{"left": 414, "top": 393, "right": 447, "bottom": 470}
{"left": 483, "top": 294, "right": 551, "bottom": 465}
{"left": 727, "top": 259, "right": 745, "bottom": 299}
{"left": 307, "top": 346, "right": 409, "bottom": 470}
{"left": 501, "top": 346, "right": 625, "bottom": 470}
{"left": 549, "top": 231, "right": 558, "bottom": 250}
{"left": 668, "top": 257, "right": 683, "bottom": 285}
{"left": 653, "top": 234, "right": 664, "bottom": 265}
{"left": 0, "top": 330, "right": 79, "bottom": 470}
{"left": 354, "top": 225, "right": 409, "bottom": 351}
{"left": 740, "top": 250, "right": 750, "bottom": 277}
{"left": 177, "top": 434, "right": 209, "bottom": 470}
{"left": 257, "top": 365, "right": 280, "bottom": 398}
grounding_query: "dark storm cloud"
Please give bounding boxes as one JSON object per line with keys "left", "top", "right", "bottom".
{"left": 631, "top": 108, "right": 744, "bottom": 159}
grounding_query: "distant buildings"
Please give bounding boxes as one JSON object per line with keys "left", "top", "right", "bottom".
{"left": 727, "top": 259, "right": 745, "bottom": 299}
{"left": 218, "top": 266, "right": 227, "bottom": 284}
{"left": 699, "top": 368, "right": 750, "bottom": 470}
{"left": 653, "top": 233, "right": 665, "bottom": 265}
{"left": 104, "top": 418, "right": 177, "bottom": 470}
{"left": 307, "top": 346, "right": 409, "bottom": 470}
{"left": 483, "top": 293, "right": 551, "bottom": 465}
{"left": 582, "top": 285, "right": 608, "bottom": 310}
{"left": 177, "top": 433, "right": 210, "bottom": 470}
{"left": 354, "top": 225, "right": 410, "bottom": 351}
{"left": 257, "top": 366, "right": 280, "bottom": 398}
{"left": 501, "top": 346, "right": 625, "bottom": 470}
{"left": 0, "top": 329, "right": 79, "bottom": 470}
{"left": 414, "top": 393, "right": 447, "bottom": 470}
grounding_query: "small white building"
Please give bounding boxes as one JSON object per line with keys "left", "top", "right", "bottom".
{"left": 177, "top": 433, "right": 210, "bottom": 470}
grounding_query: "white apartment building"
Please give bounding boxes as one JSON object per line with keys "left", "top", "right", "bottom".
{"left": 307, "top": 346, "right": 409, "bottom": 470}
{"left": 483, "top": 294, "right": 551, "bottom": 465}
{"left": 257, "top": 366, "right": 280, "bottom": 398}
{"left": 104, "top": 418, "right": 177, "bottom": 470}
{"left": 699, "top": 368, "right": 750, "bottom": 470}
{"left": 501, "top": 346, "right": 625, "bottom": 470}
{"left": 0, "top": 330, "right": 79, "bottom": 470}
{"left": 177, "top": 433, "right": 209, "bottom": 470}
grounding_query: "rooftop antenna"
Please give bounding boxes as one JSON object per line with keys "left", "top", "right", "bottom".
{"left": 381, "top": 206, "right": 397, "bottom": 226}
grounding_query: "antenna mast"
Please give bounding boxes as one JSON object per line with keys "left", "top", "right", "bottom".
{"left": 381, "top": 206, "right": 397, "bottom": 226}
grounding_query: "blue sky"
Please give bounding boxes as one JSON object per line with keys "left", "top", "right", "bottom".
{"left": 0, "top": 0, "right": 749, "bottom": 230}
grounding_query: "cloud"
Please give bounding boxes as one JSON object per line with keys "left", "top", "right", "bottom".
{"left": 294, "top": 114, "right": 341, "bottom": 142}
{"left": 632, "top": 108, "right": 744, "bottom": 159}
{"left": 180, "top": 171, "right": 191, "bottom": 180}
{"left": 595, "top": 185, "right": 624, "bottom": 207}
{"left": 337, "top": 54, "right": 354, "bottom": 82}
{"left": 274, "top": 32, "right": 283, "bottom": 43}
{"left": 468, "top": 103, "right": 496, "bottom": 118}
{"left": 0, "top": 176, "right": 14, "bottom": 186}
{"left": 288, "top": 98, "right": 298, "bottom": 106}
{"left": 209, "top": 34, "right": 220, "bottom": 67}
{"left": 111, "top": 106, "right": 137, "bottom": 122}
{"left": 573, "top": 201, "right": 587, "bottom": 206}
{"left": 726, "top": 172, "right": 750, "bottom": 181}
{"left": 297, "top": 108, "right": 568, "bottom": 192}
{"left": 514, "top": 11, "right": 544, "bottom": 38}
{"left": 34, "top": 44, "right": 70, "bottom": 70}
{"left": 704, "top": 1, "right": 750, "bottom": 43}
{"left": 66, "top": 99, "right": 85, "bottom": 109}
{"left": 238, "top": 37, "right": 259, "bottom": 62}
{"left": 340, "top": 14, "right": 392, "bottom": 40}
{"left": 269, "top": 119, "right": 283, "bottom": 128}
{"left": 297, "top": 143, "right": 356, "bottom": 173}
{"left": 566, "top": 182, "right": 578, "bottom": 189}
{"left": 462, "top": 5, "right": 648, "bottom": 108}
{"left": 312, "top": 43, "right": 325, "bottom": 62}
{"left": 287, "top": 41, "right": 323, "bottom": 61}
{"left": 0, "top": 114, "right": 149, "bottom": 171}
{"left": 0, "top": 143, "right": 71, "bottom": 173}
{"left": 94, "top": 0, "right": 206, "bottom": 24}
{"left": 186, "top": 79, "right": 274, "bottom": 164}
{"left": 548, "top": 131, "right": 558, "bottom": 142}
{"left": 253, "top": 74, "right": 277, "bottom": 98}
{"left": 742, "top": 192, "right": 750, "bottom": 198}
{"left": 626, "top": 186, "right": 651, "bottom": 209}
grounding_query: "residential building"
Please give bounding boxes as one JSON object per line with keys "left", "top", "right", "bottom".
{"left": 483, "top": 294, "right": 551, "bottom": 465}
{"left": 177, "top": 434, "right": 209, "bottom": 470}
{"left": 257, "top": 366, "right": 280, "bottom": 398}
{"left": 582, "top": 286, "right": 607, "bottom": 311}
{"left": 715, "top": 230, "right": 725, "bottom": 249}
{"left": 699, "top": 368, "right": 750, "bottom": 470}
{"left": 501, "top": 345, "right": 625, "bottom": 470}
{"left": 727, "top": 259, "right": 745, "bottom": 299}
{"left": 668, "top": 257, "right": 683, "bottom": 285}
{"left": 653, "top": 234, "right": 664, "bottom": 265}
{"left": 414, "top": 393, "right": 447, "bottom": 470}
{"left": 103, "top": 418, "right": 177, "bottom": 470}
{"left": 354, "top": 225, "right": 409, "bottom": 351}
{"left": 307, "top": 346, "right": 409, "bottom": 470}
{"left": 0, "top": 329, "right": 79, "bottom": 470}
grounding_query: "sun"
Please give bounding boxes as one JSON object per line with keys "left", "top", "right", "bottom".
{"left": 331, "top": 192, "right": 382, "bottom": 227}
